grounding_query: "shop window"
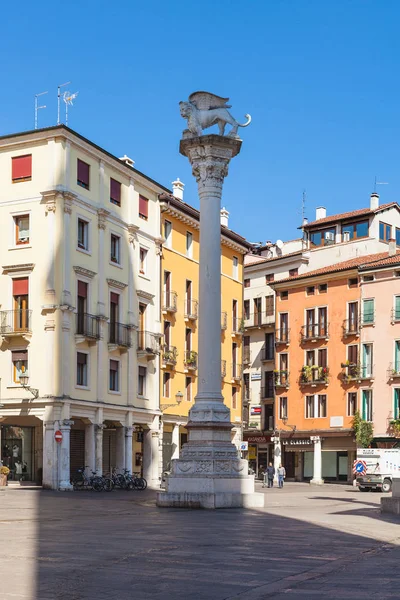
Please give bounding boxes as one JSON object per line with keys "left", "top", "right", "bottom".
{"left": 14, "top": 214, "right": 30, "bottom": 245}
{"left": 109, "top": 359, "right": 119, "bottom": 392}
{"left": 1, "top": 425, "right": 33, "bottom": 482}
{"left": 77, "top": 352, "right": 88, "bottom": 386}
{"left": 12, "top": 350, "right": 28, "bottom": 383}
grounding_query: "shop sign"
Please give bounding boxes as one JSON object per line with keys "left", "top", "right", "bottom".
{"left": 247, "top": 436, "right": 269, "bottom": 444}
{"left": 283, "top": 439, "right": 311, "bottom": 446}
{"left": 240, "top": 442, "right": 248, "bottom": 451}
{"left": 251, "top": 373, "right": 261, "bottom": 380}
{"left": 250, "top": 406, "right": 262, "bottom": 415}
{"left": 248, "top": 446, "right": 257, "bottom": 460}
{"left": 54, "top": 430, "right": 63, "bottom": 443}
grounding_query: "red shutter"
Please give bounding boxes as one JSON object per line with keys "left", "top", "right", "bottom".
{"left": 110, "top": 360, "right": 119, "bottom": 371}
{"left": 12, "top": 155, "right": 32, "bottom": 181}
{"left": 77, "top": 159, "right": 90, "bottom": 186}
{"left": 12, "top": 350, "right": 28, "bottom": 361}
{"left": 110, "top": 292, "right": 119, "bottom": 304}
{"left": 139, "top": 195, "right": 149, "bottom": 218}
{"left": 110, "top": 179, "right": 121, "bottom": 205}
{"left": 77, "top": 281, "right": 88, "bottom": 298}
{"left": 13, "top": 278, "right": 29, "bottom": 295}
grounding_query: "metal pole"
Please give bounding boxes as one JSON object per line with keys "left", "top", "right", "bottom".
{"left": 34, "top": 91, "right": 48, "bottom": 130}
{"left": 57, "top": 82, "right": 70, "bottom": 125}
{"left": 34, "top": 95, "right": 38, "bottom": 129}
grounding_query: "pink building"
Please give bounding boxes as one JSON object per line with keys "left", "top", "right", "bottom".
{"left": 359, "top": 243, "right": 400, "bottom": 443}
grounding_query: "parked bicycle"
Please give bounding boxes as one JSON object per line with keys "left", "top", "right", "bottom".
{"left": 71, "top": 466, "right": 105, "bottom": 492}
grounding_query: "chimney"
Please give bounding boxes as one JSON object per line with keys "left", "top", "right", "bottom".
{"left": 389, "top": 238, "right": 396, "bottom": 256}
{"left": 220, "top": 207, "right": 229, "bottom": 227}
{"left": 172, "top": 178, "right": 185, "bottom": 200}
{"left": 315, "top": 206, "right": 326, "bottom": 220}
{"left": 302, "top": 217, "right": 308, "bottom": 227}
{"left": 370, "top": 192, "right": 379, "bottom": 210}
{"left": 119, "top": 155, "right": 135, "bottom": 167}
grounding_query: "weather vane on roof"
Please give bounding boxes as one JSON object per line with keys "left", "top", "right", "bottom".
{"left": 63, "top": 90, "right": 79, "bottom": 126}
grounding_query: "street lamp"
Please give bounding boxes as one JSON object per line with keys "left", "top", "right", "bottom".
{"left": 160, "top": 391, "right": 184, "bottom": 412}
{"left": 18, "top": 374, "right": 39, "bottom": 399}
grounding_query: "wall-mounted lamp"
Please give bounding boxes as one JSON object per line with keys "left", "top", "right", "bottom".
{"left": 19, "top": 374, "right": 39, "bottom": 399}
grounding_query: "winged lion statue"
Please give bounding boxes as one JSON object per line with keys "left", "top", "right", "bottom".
{"left": 179, "top": 91, "right": 251, "bottom": 138}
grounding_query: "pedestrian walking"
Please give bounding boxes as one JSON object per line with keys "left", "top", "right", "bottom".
{"left": 278, "top": 464, "right": 286, "bottom": 488}
{"left": 265, "top": 462, "right": 275, "bottom": 488}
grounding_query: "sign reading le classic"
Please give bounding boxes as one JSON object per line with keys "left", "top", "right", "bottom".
{"left": 282, "top": 439, "right": 312, "bottom": 446}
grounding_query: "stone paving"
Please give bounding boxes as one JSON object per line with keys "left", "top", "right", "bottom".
{"left": 0, "top": 482, "right": 399, "bottom": 599}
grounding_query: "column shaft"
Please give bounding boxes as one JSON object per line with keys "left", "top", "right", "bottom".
{"left": 311, "top": 436, "right": 324, "bottom": 485}
{"left": 171, "top": 424, "right": 180, "bottom": 460}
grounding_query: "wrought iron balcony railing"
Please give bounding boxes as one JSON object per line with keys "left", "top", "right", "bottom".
{"left": 162, "top": 291, "right": 178, "bottom": 313}
{"left": 108, "top": 322, "right": 132, "bottom": 347}
{"left": 341, "top": 363, "right": 374, "bottom": 382}
{"left": 275, "top": 328, "right": 290, "bottom": 345}
{"left": 274, "top": 370, "right": 290, "bottom": 388}
{"left": 162, "top": 346, "right": 178, "bottom": 367}
{"left": 244, "top": 311, "right": 274, "bottom": 328}
{"left": 137, "top": 331, "right": 160, "bottom": 355}
{"left": 231, "top": 363, "right": 243, "bottom": 381}
{"left": 301, "top": 323, "right": 329, "bottom": 341}
{"left": 184, "top": 299, "right": 198, "bottom": 321}
{"left": 361, "top": 311, "right": 375, "bottom": 326}
{"left": 184, "top": 350, "right": 198, "bottom": 370}
{"left": 232, "top": 317, "right": 245, "bottom": 335}
{"left": 221, "top": 359, "right": 227, "bottom": 378}
{"left": 342, "top": 318, "right": 360, "bottom": 336}
{"left": 261, "top": 385, "right": 275, "bottom": 399}
{"left": 221, "top": 311, "right": 227, "bottom": 330}
{"left": 299, "top": 366, "right": 329, "bottom": 385}
{"left": 76, "top": 312, "right": 100, "bottom": 340}
{"left": 391, "top": 308, "right": 400, "bottom": 324}
{"left": 261, "top": 345, "right": 275, "bottom": 362}
{"left": 243, "top": 347, "right": 251, "bottom": 365}
{"left": 264, "top": 416, "right": 275, "bottom": 431}
{"left": 387, "top": 362, "right": 400, "bottom": 380}
{"left": 0, "top": 309, "right": 32, "bottom": 334}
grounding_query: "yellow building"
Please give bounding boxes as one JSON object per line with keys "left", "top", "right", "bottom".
{"left": 158, "top": 188, "right": 251, "bottom": 473}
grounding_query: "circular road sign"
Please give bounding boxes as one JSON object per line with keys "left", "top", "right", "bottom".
{"left": 54, "top": 430, "right": 63, "bottom": 443}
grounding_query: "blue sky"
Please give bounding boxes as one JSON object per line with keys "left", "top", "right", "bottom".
{"left": 1, "top": 0, "right": 400, "bottom": 243}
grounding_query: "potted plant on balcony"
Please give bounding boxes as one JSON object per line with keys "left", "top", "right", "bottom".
{"left": 185, "top": 351, "right": 197, "bottom": 367}
{"left": 318, "top": 366, "right": 329, "bottom": 382}
{"left": 389, "top": 419, "right": 400, "bottom": 436}
{"left": 301, "top": 365, "right": 312, "bottom": 383}
{"left": 164, "top": 347, "right": 177, "bottom": 363}
{"left": 0, "top": 466, "right": 10, "bottom": 486}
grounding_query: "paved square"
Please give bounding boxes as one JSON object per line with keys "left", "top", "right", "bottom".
{"left": 1, "top": 482, "right": 399, "bottom": 599}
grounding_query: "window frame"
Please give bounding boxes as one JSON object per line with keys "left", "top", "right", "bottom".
{"left": 77, "top": 217, "right": 90, "bottom": 252}
{"left": 76, "top": 351, "right": 89, "bottom": 388}
{"left": 362, "top": 389, "right": 373, "bottom": 422}
{"left": 185, "top": 376, "right": 192, "bottom": 402}
{"left": 163, "top": 372, "right": 170, "bottom": 398}
{"left": 317, "top": 394, "right": 327, "bottom": 418}
{"left": 14, "top": 214, "right": 30, "bottom": 246}
{"left": 77, "top": 159, "right": 90, "bottom": 190}
{"left": 347, "top": 392, "right": 357, "bottom": 417}
{"left": 305, "top": 395, "right": 315, "bottom": 418}
{"left": 12, "top": 154, "right": 32, "bottom": 183}
{"left": 139, "top": 195, "right": 149, "bottom": 220}
{"left": 186, "top": 231, "right": 193, "bottom": 258}
{"left": 12, "top": 350, "right": 28, "bottom": 384}
{"left": 110, "top": 233, "right": 121, "bottom": 265}
{"left": 232, "top": 256, "right": 239, "bottom": 279}
{"left": 342, "top": 220, "right": 369, "bottom": 241}
{"left": 279, "top": 397, "right": 288, "bottom": 419}
{"left": 139, "top": 247, "right": 148, "bottom": 275}
{"left": 244, "top": 278, "right": 250, "bottom": 288}
{"left": 110, "top": 178, "right": 121, "bottom": 206}
{"left": 138, "top": 365, "right": 147, "bottom": 397}
{"left": 232, "top": 386, "right": 237, "bottom": 410}
{"left": 379, "top": 221, "right": 392, "bottom": 242}
{"left": 164, "top": 220, "right": 172, "bottom": 247}
{"left": 362, "top": 298, "right": 375, "bottom": 325}
{"left": 109, "top": 359, "right": 120, "bottom": 393}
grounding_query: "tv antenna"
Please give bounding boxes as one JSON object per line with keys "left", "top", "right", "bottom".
{"left": 57, "top": 81, "right": 71, "bottom": 125}
{"left": 63, "top": 91, "right": 79, "bottom": 126}
{"left": 374, "top": 176, "right": 389, "bottom": 193}
{"left": 34, "top": 91, "right": 48, "bottom": 129}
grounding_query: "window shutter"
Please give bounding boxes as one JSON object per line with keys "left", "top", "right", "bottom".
{"left": 13, "top": 278, "right": 29, "bottom": 295}
{"left": 77, "top": 352, "right": 87, "bottom": 365}
{"left": 110, "top": 292, "right": 119, "bottom": 305}
{"left": 110, "top": 359, "right": 119, "bottom": 371}
{"left": 12, "top": 350, "right": 28, "bottom": 361}
{"left": 110, "top": 179, "right": 121, "bottom": 204}
{"left": 77, "top": 159, "right": 90, "bottom": 186}
{"left": 77, "top": 281, "right": 88, "bottom": 298}
{"left": 12, "top": 155, "right": 32, "bottom": 180}
{"left": 139, "top": 195, "right": 149, "bottom": 218}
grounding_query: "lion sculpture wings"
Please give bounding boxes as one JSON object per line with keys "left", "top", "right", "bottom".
{"left": 179, "top": 91, "right": 251, "bottom": 138}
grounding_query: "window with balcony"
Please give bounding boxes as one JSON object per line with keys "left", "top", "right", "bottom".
{"left": 77, "top": 218, "right": 89, "bottom": 251}
{"left": 12, "top": 155, "right": 32, "bottom": 182}
{"left": 138, "top": 366, "right": 147, "bottom": 396}
{"left": 12, "top": 350, "right": 28, "bottom": 384}
{"left": 163, "top": 372, "right": 170, "bottom": 398}
{"left": 263, "top": 371, "right": 274, "bottom": 398}
{"left": 13, "top": 278, "right": 29, "bottom": 332}
{"left": 305, "top": 395, "right": 315, "bottom": 418}
{"left": 164, "top": 220, "right": 172, "bottom": 247}
{"left": 265, "top": 295, "right": 274, "bottom": 317}
{"left": 346, "top": 301, "right": 359, "bottom": 333}
{"left": 279, "top": 397, "right": 288, "bottom": 419}
{"left": 362, "top": 298, "right": 374, "bottom": 325}
{"left": 14, "top": 214, "right": 30, "bottom": 245}
{"left": 139, "top": 247, "right": 148, "bottom": 275}
{"left": 362, "top": 390, "right": 373, "bottom": 421}
{"left": 77, "top": 352, "right": 88, "bottom": 387}
{"left": 342, "top": 221, "right": 369, "bottom": 241}
{"left": 110, "top": 178, "right": 121, "bottom": 206}
{"left": 303, "top": 307, "right": 328, "bottom": 339}
{"left": 109, "top": 360, "right": 120, "bottom": 392}
{"left": 310, "top": 227, "right": 336, "bottom": 247}
{"left": 395, "top": 340, "right": 400, "bottom": 373}
{"left": 317, "top": 394, "right": 327, "bottom": 418}
{"left": 77, "top": 159, "right": 90, "bottom": 190}
{"left": 77, "top": 280, "right": 87, "bottom": 333}
{"left": 139, "top": 195, "right": 149, "bottom": 220}
{"left": 379, "top": 221, "right": 392, "bottom": 242}
{"left": 347, "top": 392, "right": 357, "bottom": 417}
{"left": 110, "top": 234, "right": 121, "bottom": 264}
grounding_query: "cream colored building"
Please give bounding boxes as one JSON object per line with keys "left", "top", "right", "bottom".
{"left": 0, "top": 125, "right": 166, "bottom": 489}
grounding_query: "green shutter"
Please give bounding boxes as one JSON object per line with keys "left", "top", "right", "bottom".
{"left": 395, "top": 297, "right": 400, "bottom": 320}
{"left": 395, "top": 341, "right": 400, "bottom": 373}
{"left": 362, "top": 390, "right": 367, "bottom": 420}
{"left": 395, "top": 389, "right": 400, "bottom": 420}
{"left": 363, "top": 299, "right": 374, "bottom": 324}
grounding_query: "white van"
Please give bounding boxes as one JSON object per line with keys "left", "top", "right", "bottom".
{"left": 356, "top": 448, "right": 400, "bottom": 493}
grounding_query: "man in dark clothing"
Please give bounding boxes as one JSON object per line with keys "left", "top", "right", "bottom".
{"left": 266, "top": 462, "right": 275, "bottom": 488}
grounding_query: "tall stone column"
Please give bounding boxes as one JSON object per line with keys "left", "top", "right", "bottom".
{"left": 157, "top": 98, "right": 263, "bottom": 509}
{"left": 310, "top": 436, "right": 324, "bottom": 485}
{"left": 125, "top": 426, "right": 134, "bottom": 472}
{"left": 272, "top": 436, "right": 282, "bottom": 483}
{"left": 59, "top": 420, "right": 74, "bottom": 490}
{"left": 171, "top": 423, "right": 180, "bottom": 460}
{"left": 95, "top": 424, "right": 106, "bottom": 475}
{"left": 85, "top": 422, "right": 95, "bottom": 473}
{"left": 116, "top": 426, "right": 125, "bottom": 472}
{"left": 143, "top": 420, "right": 160, "bottom": 488}
{"left": 42, "top": 421, "right": 56, "bottom": 489}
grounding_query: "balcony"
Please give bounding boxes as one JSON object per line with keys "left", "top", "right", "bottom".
{"left": 0, "top": 309, "right": 32, "bottom": 340}
{"left": 391, "top": 308, "right": 400, "bottom": 324}
{"left": 76, "top": 312, "right": 100, "bottom": 343}
{"left": 231, "top": 363, "right": 243, "bottom": 382}
{"left": 162, "top": 346, "right": 178, "bottom": 368}
{"left": 341, "top": 363, "right": 374, "bottom": 383}
{"left": 387, "top": 363, "right": 400, "bottom": 381}
{"left": 261, "top": 346, "right": 275, "bottom": 362}
{"left": 275, "top": 328, "right": 290, "bottom": 345}
{"left": 162, "top": 291, "right": 177, "bottom": 314}
{"left": 261, "top": 385, "right": 275, "bottom": 400}
{"left": 221, "top": 311, "right": 227, "bottom": 331}
{"left": 108, "top": 322, "right": 132, "bottom": 349}
{"left": 243, "top": 347, "right": 251, "bottom": 365}
{"left": 184, "top": 350, "right": 198, "bottom": 371}
{"left": 299, "top": 366, "right": 329, "bottom": 386}
{"left": 184, "top": 299, "right": 198, "bottom": 322}
{"left": 137, "top": 331, "right": 160, "bottom": 358}
{"left": 232, "top": 317, "right": 245, "bottom": 337}
{"left": 342, "top": 318, "right": 360, "bottom": 337}
{"left": 221, "top": 359, "right": 226, "bottom": 378}
{"left": 244, "top": 311, "right": 274, "bottom": 329}
{"left": 274, "top": 370, "right": 290, "bottom": 389}
{"left": 301, "top": 323, "right": 329, "bottom": 342}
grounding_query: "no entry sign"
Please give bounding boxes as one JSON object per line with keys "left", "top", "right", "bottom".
{"left": 54, "top": 430, "right": 63, "bottom": 443}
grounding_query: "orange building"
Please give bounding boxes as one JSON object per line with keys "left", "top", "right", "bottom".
{"left": 271, "top": 256, "right": 378, "bottom": 483}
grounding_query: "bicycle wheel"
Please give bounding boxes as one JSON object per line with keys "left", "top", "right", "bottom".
{"left": 136, "top": 477, "right": 146, "bottom": 491}
{"left": 115, "top": 474, "right": 127, "bottom": 489}
{"left": 103, "top": 478, "right": 114, "bottom": 492}
{"left": 91, "top": 477, "right": 104, "bottom": 492}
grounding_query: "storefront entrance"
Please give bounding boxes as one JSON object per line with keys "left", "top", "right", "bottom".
{"left": 303, "top": 450, "right": 349, "bottom": 481}
{"left": 1, "top": 425, "right": 34, "bottom": 482}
